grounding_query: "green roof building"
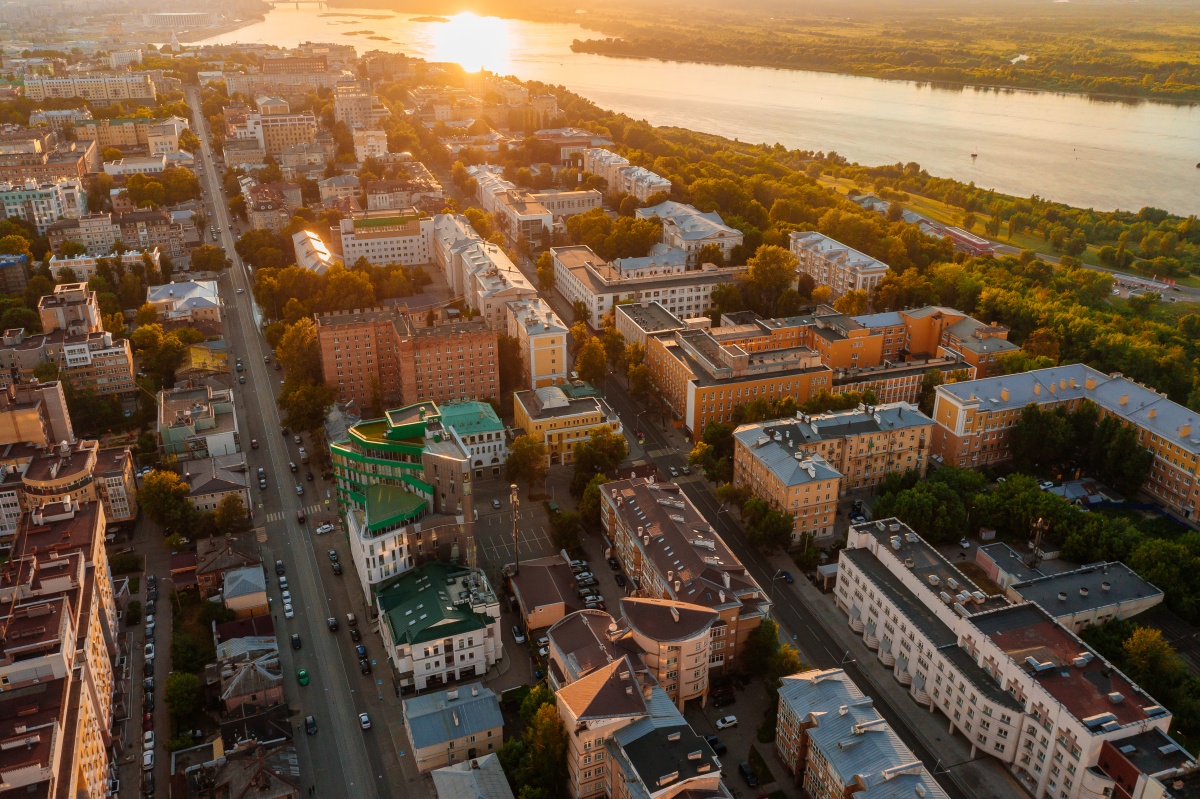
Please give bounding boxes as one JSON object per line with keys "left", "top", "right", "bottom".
{"left": 375, "top": 561, "right": 503, "bottom": 692}
{"left": 437, "top": 401, "right": 508, "bottom": 480}
{"left": 331, "top": 401, "right": 476, "bottom": 604}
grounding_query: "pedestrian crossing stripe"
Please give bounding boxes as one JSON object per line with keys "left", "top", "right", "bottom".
{"left": 264, "top": 504, "right": 326, "bottom": 523}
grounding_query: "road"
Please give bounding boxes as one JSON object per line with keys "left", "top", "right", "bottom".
{"left": 183, "top": 85, "right": 401, "bottom": 799}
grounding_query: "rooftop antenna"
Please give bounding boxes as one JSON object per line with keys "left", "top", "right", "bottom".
{"left": 1027, "top": 517, "right": 1048, "bottom": 569}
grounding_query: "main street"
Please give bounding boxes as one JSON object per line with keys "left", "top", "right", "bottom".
{"left": 183, "top": 86, "right": 404, "bottom": 799}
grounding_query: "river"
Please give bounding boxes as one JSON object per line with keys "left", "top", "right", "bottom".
{"left": 201, "top": 8, "right": 1200, "bottom": 216}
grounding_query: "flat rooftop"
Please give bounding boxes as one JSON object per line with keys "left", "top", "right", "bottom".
{"left": 1012, "top": 562, "right": 1163, "bottom": 616}
{"left": 615, "top": 301, "right": 688, "bottom": 335}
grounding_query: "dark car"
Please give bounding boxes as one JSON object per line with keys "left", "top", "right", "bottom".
{"left": 304, "top": 715, "right": 317, "bottom": 735}
{"left": 145, "top": 600, "right": 156, "bottom": 616}
{"left": 332, "top": 562, "right": 343, "bottom": 575}
{"left": 738, "top": 763, "right": 759, "bottom": 787}
{"left": 614, "top": 574, "right": 627, "bottom": 587}
{"left": 327, "top": 550, "right": 338, "bottom": 563}
{"left": 275, "top": 560, "right": 285, "bottom": 575}
{"left": 327, "top": 617, "right": 338, "bottom": 631}
{"left": 306, "top": 471, "right": 314, "bottom": 481}
{"left": 281, "top": 426, "right": 290, "bottom": 437}
{"left": 703, "top": 734, "right": 727, "bottom": 756}
{"left": 355, "top": 644, "right": 367, "bottom": 659}
{"left": 713, "top": 691, "right": 736, "bottom": 708}
{"left": 147, "top": 588, "right": 158, "bottom": 602}
{"left": 146, "top": 575, "right": 157, "bottom": 589}
{"left": 291, "top": 634, "right": 302, "bottom": 650}
{"left": 350, "top": 628, "right": 361, "bottom": 642}
{"left": 359, "top": 658, "right": 372, "bottom": 674}
{"left": 144, "top": 693, "right": 155, "bottom": 712}
{"left": 607, "top": 557, "right": 620, "bottom": 570}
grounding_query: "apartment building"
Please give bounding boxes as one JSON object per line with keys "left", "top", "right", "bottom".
{"left": 157, "top": 384, "right": 240, "bottom": 459}
{"left": 29, "top": 107, "right": 93, "bottom": 130}
{"left": 279, "top": 141, "right": 327, "bottom": 178}
{"left": 580, "top": 148, "right": 672, "bottom": 200}
{"left": 92, "top": 445, "right": 137, "bottom": 523}
{"left": 0, "top": 178, "right": 83, "bottom": 234}
{"left": 23, "top": 71, "right": 156, "bottom": 102}
{"left": 0, "top": 499, "right": 116, "bottom": 799}
{"left": 613, "top": 301, "right": 695, "bottom": 348}
{"left": 316, "top": 306, "right": 498, "bottom": 411}
{"left": 365, "top": 168, "right": 445, "bottom": 211}
{"left": 431, "top": 213, "right": 536, "bottom": 327}
{"left": 331, "top": 403, "right": 476, "bottom": 600}
{"left": 74, "top": 115, "right": 188, "bottom": 151}
{"left": 790, "top": 231, "right": 891, "bottom": 300}
{"left": 48, "top": 248, "right": 159, "bottom": 282}
{"left": 635, "top": 201, "right": 743, "bottom": 265}
{"left": 223, "top": 137, "right": 266, "bottom": 167}
{"left": 930, "top": 364, "right": 1200, "bottom": 518}
{"left": 533, "top": 127, "right": 614, "bottom": 164}
{"left": 224, "top": 67, "right": 345, "bottom": 101}
{"left": 102, "top": 154, "right": 167, "bottom": 177}
{"left": 776, "top": 668, "right": 950, "bottom": 799}
{"left": 292, "top": 229, "right": 342, "bottom": 275}
{"left": 530, "top": 188, "right": 602, "bottom": 218}
{"left": 602, "top": 477, "right": 768, "bottom": 673}
{"left": 513, "top": 385, "right": 622, "bottom": 466}
{"left": 48, "top": 209, "right": 187, "bottom": 259}
{"left": 439, "top": 401, "right": 508, "bottom": 479}
{"left": 401, "top": 681, "right": 503, "bottom": 771}
{"left": 731, "top": 430, "right": 840, "bottom": 543}
{"left": 506, "top": 296, "right": 568, "bottom": 389}
{"left": 644, "top": 326, "right": 833, "bottom": 441}
{"left": 379, "top": 564, "right": 502, "bottom": 693}
{"left": 352, "top": 128, "right": 389, "bottom": 161}
{"left": 0, "top": 136, "right": 97, "bottom": 184}
{"left": 146, "top": 279, "right": 222, "bottom": 323}
{"left": 552, "top": 244, "right": 745, "bottom": 329}
{"left": 837, "top": 518, "right": 1194, "bottom": 799}
{"left": 336, "top": 211, "right": 433, "bottom": 266}
{"left": 0, "top": 379, "right": 73, "bottom": 450}
{"left": 995, "top": 556, "right": 1164, "bottom": 633}
{"left": 334, "top": 81, "right": 390, "bottom": 129}
{"left": 0, "top": 327, "right": 136, "bottom": 398}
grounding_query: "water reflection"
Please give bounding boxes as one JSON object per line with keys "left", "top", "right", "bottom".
{"left": 429, "top": 13, "right": 513, "bottom": 74}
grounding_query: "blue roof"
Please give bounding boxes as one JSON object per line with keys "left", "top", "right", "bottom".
{"left": 851, "top": 311, "right": 905, "bottom": 328}
{"left": 403, "top": 684, "right": 502, "bottom": 749}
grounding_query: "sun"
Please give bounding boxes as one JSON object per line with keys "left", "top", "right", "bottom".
{"left": 429, "top": 12, "right": 513, "bottom": 74}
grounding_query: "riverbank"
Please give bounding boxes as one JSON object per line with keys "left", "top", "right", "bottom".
{"left": 176, "top": 17, "right": 265, "bottom": 44}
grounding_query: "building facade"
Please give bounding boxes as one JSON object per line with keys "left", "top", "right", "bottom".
{"left": 513, "top": 385, "right": 622, "bottom": 466}
{"left": 24, "top": 71, "right": 156, "bottom": 103}
{"left": 789, "top": 231, "right": 891, "bottom": 300}
{"left": 337, "top": 212, "right": 433, "bottom": 266}
{"left": 506, "top": 296, "right": 568, "bottom": 389}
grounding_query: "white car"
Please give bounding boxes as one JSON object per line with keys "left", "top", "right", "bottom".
{"left": 236, "top": 288, "right": 244, "bottom": 294}
{"left": 959, "top": 538, "right": 971, "bottom": 549}
{"left": 512, "top": 625, "right": 526, "bottom": 644}
{"left": 281, "top": 590, "right": 292, "bottom": 604}
{"left": 315, "top": 523, "right": 335, "bottom": 535}
{"left": 284, "top": 603, "right": 295, "bottom": 619}
{"left": 142, "top": 750, "right": 155, "bottom": 772}
{"left": 1039, "top": 480, "right": 1055, "bottom": 490}
{"left": 143, "top": 730, "right": 155, "bottom": 750}
{"left": 145, "top": 614, "right": 155, "bottom": 632}
{"left": 715, "top": 715, "right": 738, "bottom": 730}
{"left": 278, "top": 576, "right": 288, "bottom": 591}
{"left": 144, "top": 643, "right": 155, "bottom": 660}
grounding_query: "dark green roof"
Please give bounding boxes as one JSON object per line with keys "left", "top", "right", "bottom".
{"left": 377, "top": 562, "right": 490, "bottom": 646}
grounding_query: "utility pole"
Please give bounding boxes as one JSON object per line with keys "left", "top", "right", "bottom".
{"left": 1027, "top": 517, "right": 1048, "bottom": 569}
{"left": 510, "top": 483, "right": 520, "bottom": 577}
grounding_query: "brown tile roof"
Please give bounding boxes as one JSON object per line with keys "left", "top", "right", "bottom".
{"left": 510, "top": 554, "right": 581, "bottom": 619}
{"left": 548, "top": 610, "right": 644, "bottom": 684}
{"left": 556, "top": 655, "right": 649, "bottom": 722}
{"left": 619, "top": 598, "right": 718, "bottom": 643}
{"left": 197, "top": 534, "right": 260, "bottom": 576}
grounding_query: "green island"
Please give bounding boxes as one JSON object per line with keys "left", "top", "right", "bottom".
{"left": 567, "top": 0, "right": 1200, "bottom": 103}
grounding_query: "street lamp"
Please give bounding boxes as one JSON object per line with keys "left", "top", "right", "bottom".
{"left": 768, "top": 569, "right": 789, "bottom": 620}
{"left": 510, "top": 484, "right": 520, "bottom": 577}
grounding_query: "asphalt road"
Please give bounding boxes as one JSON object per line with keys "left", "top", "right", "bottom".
{"left": 183, "top": 86, "right": 399, "bottom": 799}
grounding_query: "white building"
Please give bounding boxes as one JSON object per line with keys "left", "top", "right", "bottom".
{"left": 0, "top": 179, "right": 84, "bottom": 234}
{"left": 49, "top": 248, "right": 159, "bottom": 282}
{"left": 789, "top": 231, "right": 891, "bottom": 299}
{"left": 146, "top": 280, "right": 221, "bottom": 322}
{"left": 836, "top": 519, "right": 1189, "bottom": 799}
{"left": 23, "top": 72, "right": 156, "bottom": 103}
{"left": 431, "top": 213, "right": 535, "bottom": 329}
{"left": 29, "top": 108, "right": 93, "bottom": 131}
{"left": 102, "top": 155, "right": 167, "bottom": 177}
{"left": 352, "top": 128, "right": 389, "bottom": 162}
{"left": 338, "top": 212, "right": 433, "bottom": 267}
{"left": 377, "top": 562, "right": 504, "bottom": 692}
{"left": 580, "top": 148, "right": 672, "bottom": 201}
{"left": 635, "top": 201, "right": 742, "bottom": 265}
{"left": 107, "top": 50, "right": 143, "bottom": 69}
{"left": 292, "top": 230, "right": 342, "bottom": 275}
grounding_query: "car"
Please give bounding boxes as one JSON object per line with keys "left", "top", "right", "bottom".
{"left": 578, "top": 577, "right": 598, "bottom": 588}
{"left": 306, "top": 471, "right": 314, "bottom": 481}
{"left": 304, "top": 715, "right": 317, "bottom": 735}
{"left": 781, "top": 570, "right": 794, "bottom": 584}
{"left": 143, "top": 716, "right": 154, "bottom": 732}
{"left": 275, "top": 559, "right": 285, "bottom": 575}
{"left": 259, "top": 477, "right": 268, "bottom": 490}
{"left": 236, "top": 363, "right": 244, "bottom": 372}
{"left": 350, "top": 627, "right": 361, "bottom": 642}
{"left": 283, "top": 603, "right": 294, "bottom": 619}
{"left": 250, "top": 439, "right": 258, "bottom": 449}
{"left": 238, "top": 374, "right": 246, "bottom": 384}
{"left": 296, "top": 509, "right": 306, "bottom": 524}
{"left": 289, "top": 461, "right": 297, "bottom": 472}
{"left": 293, "top": 434, "right": 301, "bottom": 444}
{"left": 265, "top": 355, "right": 271, "bottom": 364}
{"left": 144, "top": 657, "right": 154, "bottom": 674}
{"left": 327, "top": 617, "right": 339, "bottom": 631}
{"left": 575, "top": 571, "right": 593, "bottom": 581}
{"left": 512, "top": 625, "right": 526, "bottom": 644}
{"left": 144, "top": 693, "right": 155, "bottom": 712}
{"left": 297, "top": 668, "right": 309, "bottom": 685}
{"left": 1039, "top": 480, "right": 1055, "bottom": 490}
{"left": 146, "top": 575, "right": 157, "bottom": 588}
{"left": 715, "top": 715, "right": 738, "bottom": 730}
{"left": 274, "top": 361, "right": 281, "bottom": 371}
{"left": 298, "top": 446, "right": 308, "bottom": 461}
{"left": 669, "top": 466, "right": 679, "bottom": 477}
{"left": 607, "top": 557, "right": 620, "bottom": 570}
{"left": 142, "top": 750, "right": 155, "bottom": 772}
{"left": 681, "top": 465, "right": 691, "bottom": 474}
{"left": 359, "top": 658, "right": 372, "bottom": 674}
{"left": 143, "top": 677, "right": 155, "bottom": 692}
{"left": 295, "top": 484, "right": 304, "bottom": 495}
{"left": 960, "top": 538, "right": 972, "bottom": 549}
{"left": 331, "top": 562, "right": 342, "bottom": 575}
{"left": 997, "top": 476, "right": 1007, "bottom": 484}
{"left": 704, "top": 734, "right": 727, "bottom": 756}
{"left": 291, "top": 634, "right": 302, "bottom": 650}
{"left": 327, "top": 550, "right": 338, "bottom": 563}
{"left": 147, "top": 588, "right": 158, "bottom": 602}
{"left": 236, "top": 287, "right": 244, "bottom": 294}
{"left": 281, "top": 426, "right": 290, "bottom": 436}
{"left": 538, "top": 645, "right": 549, "bottom": 657}
{"left": 279, "top": 576, "right": 288, "bottom": 591}
{"left": 281, "top": 590, "right": 292, "bottom": 603}
{"left": 143, "top": 730, "right": 155, "bottom": 750}
{"left": 355, "top": 644, "right": 367, "bottom": 659}
{"left": 738, "top": 763, "right": 759, "bottom": 787}
{"left": 145, "top": 614, "right": 155, "bottom": 632}
{"left": 712, "top": 691, "right": 736, "bottom": 708}
{"left": 491, "top": 498, "right": 501, "bottom": 509}
{"left": 359, "top": 712, "right": 371, "bottom": 730}
{"left": 535, "top": 635, "right": 550, "bottom": 649}
{"left": 145, "top": 600, "right": 156, "bottom": 616}
{"left": 584, "top": 601, "right": 606, "bottom": 611}
{"left": 315, "top": 523, "right": 335, "bottom": 535}
{"left": 614, "top": 573, "right": 627, "bottom": 587}
{"left": 144, "top": 643, "right": 155, "bottom": 660}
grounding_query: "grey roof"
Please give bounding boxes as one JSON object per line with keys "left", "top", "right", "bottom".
{"left": 223, "top": 566, "right": 266, "bottom": 599}
{"left": 731, "top": 427, "right": 841, "bottom": 486}
{"left": 1012, "top": 562, "right": 1163, "bottom": 615}
{"left": 403, "top": 684, "right": 502, "bottom": 749}
{"left": 859, "top": 772, "right": 950, "bottom": 799}
{"left": 147, "top": 280, "right": 220, "bottom": 308}
{"left": 790, "top": 230, "right": 890, "bottom": 275}
{"left": 609, "top": 686, "right": 718, "bottom": 795}
{"left": 614, "top": 301, "right": 688, "bottom": 335}
{"left": 938, "top": 365, "right": 1200, "bottom": 456}
{"left": 635, "top": 201, "right": 740, "bottom": 241}
{"left": 1101, "top": 728, "right": 1194, "bottom": 778}
{"left": 430, "top": 753, "right": 515, "bottom": 799}
{"left": 735, "top": 402, "right": 931, "bottom": 452}
{"left": 978, "top": 542, "right": 1045, "bottom": 582}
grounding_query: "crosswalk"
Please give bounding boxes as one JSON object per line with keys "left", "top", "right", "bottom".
{"left": 264, "top": 503, "right": 327, "bottom": 523}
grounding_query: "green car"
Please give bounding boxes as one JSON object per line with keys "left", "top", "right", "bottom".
{"left": 297, "top": 668, "right": 309, "bottom": 686}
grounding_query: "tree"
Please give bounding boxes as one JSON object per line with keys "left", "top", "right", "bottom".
{"left": 578, "top": 473, "right": 607, "bottom": 531}
{"left": 139, "top": 470, "right": 192, "bottom": 528}
{"left": 743, "top": 245, "right": 798, "bottom": 317}
{"left": 506, "top": 435, "right": 548, "bottom": 487}
{"left": 274, "top": 318, "right": 322, "bottom": 383}
{"left": 214, "top": 494, "right": 251, "bottom": 536}
{"left": 134, "top": 302, "right": 159, "bottom": 326}
{"left": 165, "top": 672, "right": 202, "bottom": 725}
{"left": 1123, "top": 627, "right": 1183, "bottom": 688}
{"left": 811, "top": 285, "right": 832, "bottom": 305}
{"left": 832, "top": 288, "right": 869, "bottom": 315}
{"left": 571, "top": 425, "right": 627, "bottom": 496}
{"left": 278, "top": 379, "right": 336, "bottom": 432}
{"left": 916, "top": 368, "right": 944, "bottom": 416}
{"left": 627, "top": 363, "right": 654, "bottom": 403}
{"left": 548, "top": 509, "right": 582, "bottom": 551}
{"left": 696, "top": 242, "right": 725, "bottom": 266}
{"left": 575, "top": 336, "right": 608, "bottom": 386}
{"left": 189, "top": 244, "right": 227, "bottom": 272}
{"left": 746, "top": 507, "right": 795, "bottom": 551}
{"left": 102, "top": 147, "right": 123, "bottom": 162}
{"left": 743, "top": 617, "right": 782, "bottom": 676}
{"left": 535, "top": 251, "right": 555, "bottom": 291}
{"left": 103, "top": 312, "right": 127, "bottom": 338}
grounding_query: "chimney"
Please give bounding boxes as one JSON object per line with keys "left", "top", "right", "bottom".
{"left": 1086, "top": 376, "right": 1097, "bottom": 390}
{"left": 1033, "top": 384, "right": 1041, "bottom": 395}
{"left": 1183, "top": 425, "right": 1192, "bottom": 438}
{"left": 1000, "top": 388, "right": 1009, "bottom": 401}
{"left": 673, "top": 579, "right": 681, "bottom": 592}
{"left": 1148, "top": 408, "right": 1157, "bottom": 419}
{"left": 1119, "top": 394, "right": 1128, "bottom": 406}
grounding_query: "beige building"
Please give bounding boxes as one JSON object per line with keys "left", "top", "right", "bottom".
{"left": 790, "top": 231, "right": 891, "bottom": 300}
{"left": 512, "top": 385, "right": 621, "bottom": 466}
{"left": 602, "top": 477, "right": 768, "bottom": 674}
{"left": 506, "top": 297, "right": 568, "bottom": 389}
{"left": 352, "top": 128, "right": 389, "bottom": 161}
{"left": 510, "top": 553, "right": 584, "bottom": 634}
{"left": 731, "top": 430, "right": 841, "bottom": 544}
{"left": 337, "top": 211, "right": 433, "bottom": 267}
{"left": 223, "top": 566, "right": 268, "bottom": 618}
{"left": 24, "top": 71, "right": 156, "bottom": 103}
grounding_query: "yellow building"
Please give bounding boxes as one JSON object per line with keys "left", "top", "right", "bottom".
{"left": 513, "top": 384, "right": 621, "bottom": 465}
{"left": 506, "top": 296, "right": 568, "bottom": 389}
{"left": 731, "top": 428, "right": 841, "bottom": 544}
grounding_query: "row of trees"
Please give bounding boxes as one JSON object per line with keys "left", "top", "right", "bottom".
{"left": 138, "top": 469, "right": 253, "bottom": 543}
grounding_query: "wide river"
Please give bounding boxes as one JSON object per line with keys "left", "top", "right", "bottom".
{"left": 202, "top": 8, "right": 1200, "bottom": 216}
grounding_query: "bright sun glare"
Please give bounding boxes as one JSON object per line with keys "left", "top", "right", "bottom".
{"left": 430, "top": 12, "right": 513, "bottom": 74}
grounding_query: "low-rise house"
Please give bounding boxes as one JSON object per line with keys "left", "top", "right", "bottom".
{"left": 512, "top": 385, "right": 621, "bottom": 466}
{"left": 158, "top": 385, "right": 239, "bottom": 459}
{"left": 223, "top": 566, "right": 268, "bottom": 618}
{"left": 146, "top": 280, "right": 221, "bottom": 322}
{"left": 510, "top": 553, "right": 583, "bottom": 634}
{"left": 402, "top": 683, "right": 503, "bottom": 773}
{"left": 197, "top": 534, "right": 261, "bottom": 599}
{"left": 431, "top": 752, "right": 515, "bottom": 799}
{"left": 183, "top": 453, "right": 250, "bottom": 513}
{"left": 213, "top": 635, "right": 283, "bottom": 712}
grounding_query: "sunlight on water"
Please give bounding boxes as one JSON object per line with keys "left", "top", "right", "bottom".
{"left": 430, "top": 13, "right": 513, "bottom": 74}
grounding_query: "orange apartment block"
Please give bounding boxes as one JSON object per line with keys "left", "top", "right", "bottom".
{"left": 316, "top": 306, "right": 498, "bottom": 413}
{"left": 855, "top": 306, "right": 1017, "bottom": 378}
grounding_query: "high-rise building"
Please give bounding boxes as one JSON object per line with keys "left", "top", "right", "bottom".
{"left": 334, "top": 81, "right": 390, "bottom": 129}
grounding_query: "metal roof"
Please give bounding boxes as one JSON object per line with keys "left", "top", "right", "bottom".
{"left": 402, "top": 684, "right": 502, "bottom": 750}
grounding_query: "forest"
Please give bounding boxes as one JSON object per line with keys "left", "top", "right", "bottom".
{"left": 567, "top": 0, "right": 1200, "bottom": 102}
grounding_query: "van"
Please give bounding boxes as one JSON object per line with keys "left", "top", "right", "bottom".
{"left": 296, "top": 509, "right": 306, "bottom": 524}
